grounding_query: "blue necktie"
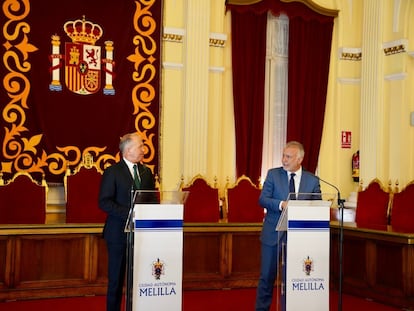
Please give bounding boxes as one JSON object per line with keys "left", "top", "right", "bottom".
{"left": 133, "top": 164, "right": 141, "bottom": 190}
{"left": 289, "top": 172, "right": 296, "bottom": 200}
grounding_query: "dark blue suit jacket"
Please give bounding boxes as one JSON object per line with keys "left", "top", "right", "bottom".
{"left": 259, "top": 167, "right": 321, "bottom": 246}
{"left": 99, "top": 159, "right": 155, "bottom": 244}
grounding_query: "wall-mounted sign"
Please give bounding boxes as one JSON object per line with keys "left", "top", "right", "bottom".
{"left": 341, "top": 131, "right": 351, "bottom": 148}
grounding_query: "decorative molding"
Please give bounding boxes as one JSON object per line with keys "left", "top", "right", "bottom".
{"left": 337, "top": 77, "right": 361, "bottom": 85}
{"left": 162, "top": 28, "right": 227, "bottom": 48}
{"left": 209, "top": 32, "right": 227, "bottom": 48}
{"left": 162, "top": 62, "right": 184, "bottom": 70}
{"left": 209, "top": 66, "right": 225, "bottom": 73}
{"left": 384, "top": 72, "right": 407, "bottom": 81}
{"left": 383, "top": 39, "right": 407, "bottom": 56}
{"left": 163, "top": 27, "right": 185, "bottom": 43}
{"left": 338, "top": 47, "right": 362, "bottom": 61}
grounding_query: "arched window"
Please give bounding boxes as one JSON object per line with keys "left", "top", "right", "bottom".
{"left": 262, "top": 13, "right": 289, "bottom": 180}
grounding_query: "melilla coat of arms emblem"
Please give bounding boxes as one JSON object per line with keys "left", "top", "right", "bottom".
{"left": 49, "top": 16, "right": 115, "bottom": 95}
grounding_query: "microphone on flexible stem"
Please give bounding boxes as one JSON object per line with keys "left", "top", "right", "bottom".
{"left": 316, "top": 175, "right": 345, "bottom": 207}
{"left": 126, "top": 186, "right": 137, "bottom": 231}
{"left": 315, "top": 174, "right": 345, "bottom": 311}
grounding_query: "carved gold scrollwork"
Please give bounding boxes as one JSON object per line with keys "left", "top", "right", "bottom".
{"left": 128, "top": 0, "right": 157, "bottom": 170}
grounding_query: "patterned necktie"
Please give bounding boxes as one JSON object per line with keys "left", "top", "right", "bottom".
{"left": 289, "top": 172, "right": 296, "bottom": 200}
{"left": 133, "top": 164, "right": 141, "bottom": 190}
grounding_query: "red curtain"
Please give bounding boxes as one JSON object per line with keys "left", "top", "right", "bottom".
{"left": 230, "top": 10, "right": 267, "bottom": 182}
{"left": 286, "top": 15, "right": 334, "bottom": 173}
{"left": 227, "top": 0, "right": 334, "bottom": 175}
{"left": 0, "top": 0, "right": 161, "bottom": 182}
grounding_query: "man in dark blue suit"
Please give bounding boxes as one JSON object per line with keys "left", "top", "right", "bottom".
{"left": 255, "top": 141, "right": 321, "bottom": 311}
{"left": 99, "top": 133, "right": 156, "bottom": 311}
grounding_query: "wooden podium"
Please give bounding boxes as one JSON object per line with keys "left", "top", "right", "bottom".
{"left": 276, "top": 196, "right": 332, "bottom": 311}
{"left": 125, "top": 191, "right": 188, "bottom": 311}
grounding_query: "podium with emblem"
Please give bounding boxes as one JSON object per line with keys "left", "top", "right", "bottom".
{"left": 125, "top": 190, "right": 188, "bottom": 311}
{"left": 276, "top": 194, "right": 333, "bottom": 311}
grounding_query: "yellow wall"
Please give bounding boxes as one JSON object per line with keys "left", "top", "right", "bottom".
{"left": 161, "top": 0, "right": 414, "bottom": 199}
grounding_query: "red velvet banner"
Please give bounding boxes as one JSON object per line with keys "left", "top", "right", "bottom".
{"left": 0, "top": 0, "right": 161, "bottom": 182}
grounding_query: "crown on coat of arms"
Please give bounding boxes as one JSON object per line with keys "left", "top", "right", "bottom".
{"left": 63, "top": 16, "right": 103, "bottom": 45}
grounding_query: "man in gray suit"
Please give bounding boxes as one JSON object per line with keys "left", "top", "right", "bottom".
{"left": 255, "top": 141, "right": 321, "bottom": 311}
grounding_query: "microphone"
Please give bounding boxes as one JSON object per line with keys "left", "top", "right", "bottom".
{"left": 314, "top": 175, "right": 345, "bottom": 207}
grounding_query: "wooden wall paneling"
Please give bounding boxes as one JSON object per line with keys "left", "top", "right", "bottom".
{"left": 330, "top": 224, "right": 414, "bottom": 309}
{"left": 0, "top": 225, "right": 107, "bottom": 301}
{"left": 365, "top": 240, "right": 376, "bottom": 287}
{"left": 374, "top": 242, "right": 403, "bottom": 295}
{"left": 0, "top": 240, "right": 4, "bottom": 289}
{"left": 6, "top": 237, "right": 15, "bottom": 289}
{"left": 181, "top": 224, "right": 263, "bottom": 290}
{"left": 88, "top": 235, "right": 98, "bottom": 281}
{"left": 183, "top": 232, "right": 223, "bottom": 289}
{"left": 362, "top": 240, "right": 409, "bottom": 306}
{"left": 15, "top": 234, "right": 87, "bottom": 286}
{"left": 0, "top": 237, "right": 11, "bottom": 289}
{"left": 0, "top": 223, "right": 267, "bottom": 300}
{"left": 230, "top": 232, "right": 260, "bottom": 287}
{"left": 220, "top": 233, "right": 231, "bottom": 278}
{"left": 403, "top": 245, "right": 414, "bottom": 296}
{"left": 94, "top": 235, "right": 108, "bottom": 282}
{"left": 1, "top": 223, "right": 412, "bottom": 306}
{"left": 342, "top": 236, "right": 368, "bottom": 288}
{"left": 329, "top": 232, "right": 338, "bottom": 288}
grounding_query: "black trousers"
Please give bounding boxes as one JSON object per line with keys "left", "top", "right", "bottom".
{"left": 105, "top": 241, "right": 127, "bottom": 311}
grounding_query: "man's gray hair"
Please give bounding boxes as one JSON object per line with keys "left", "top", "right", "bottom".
{"left": 286, "top": 141, "right": 305, "bottom": 159}
{"left": 119, "top": 133, "right": 139, "bottom": 154}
